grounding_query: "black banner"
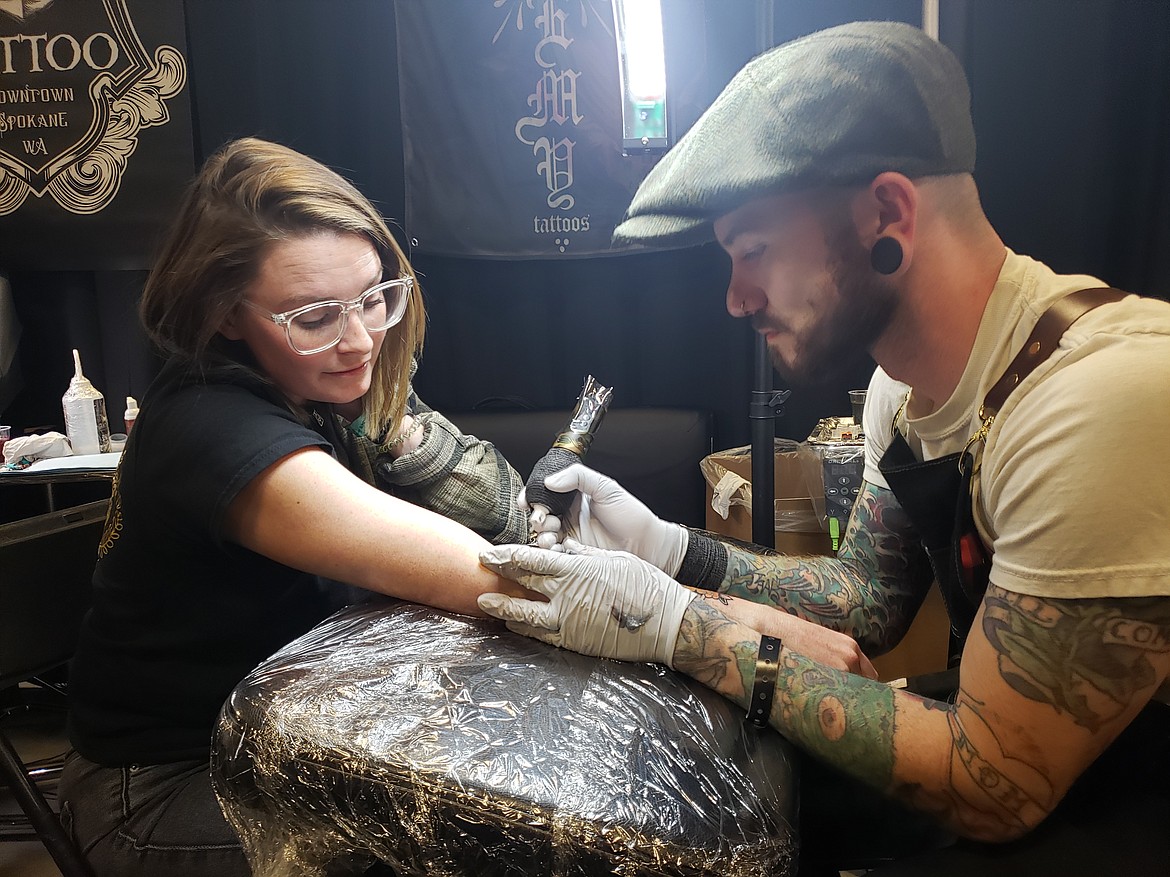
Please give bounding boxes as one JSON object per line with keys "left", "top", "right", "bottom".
{"left": 396, "top": 0, "right": 664, "bottom": 259}
{"left": 0, "top": 0, "right": 193, "bottom": 270}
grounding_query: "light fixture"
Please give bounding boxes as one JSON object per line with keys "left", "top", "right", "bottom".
{"left": 613, "top": 0, "right": 669, "bottom": 154}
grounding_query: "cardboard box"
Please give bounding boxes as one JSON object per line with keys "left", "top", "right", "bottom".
{"left": 870, "top": 585, "right": 950, "bottom": 682}
{"left": 700, "top": 442, "right": 833, "bottom": 555}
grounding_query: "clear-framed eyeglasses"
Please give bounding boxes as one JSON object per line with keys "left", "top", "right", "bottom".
{"left": 245, "top": 275, "right": 414, "bottom": 355}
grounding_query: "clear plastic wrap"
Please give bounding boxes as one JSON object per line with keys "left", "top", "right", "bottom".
{"left": 213, "top": 600, "right": 797, "bottom": 877}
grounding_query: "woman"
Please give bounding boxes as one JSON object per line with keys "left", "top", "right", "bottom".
{"left": 59, "top": 137, "right": 529, "bottom": 877}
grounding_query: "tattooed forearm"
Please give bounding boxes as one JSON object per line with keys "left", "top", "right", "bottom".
{"left": 770, "top": 654, "right": 1058, "bottom": 838}
{"left": 673, "top": 597, "right": 754, "bottom": 693}
{"left": 981, "top": 585, "right": 1170, "bottom": 731}
{"left": 675, "top": 599, "right": 900, "bottom": 789}
{"left": 772, "top": 649, "right": 900, "bottom": 789}
{"left": 670, "top": 598, "right": 1100, "bottom": 843}
{"left": 720, "top": 482, "right": 932, "bottom": 651}
{"left": 945, "top": 690, "right": 1054, "bottom": 833}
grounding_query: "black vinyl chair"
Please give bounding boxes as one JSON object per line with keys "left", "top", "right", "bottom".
{"left": 0, "top": 499, "right": 106, "bottom": 877}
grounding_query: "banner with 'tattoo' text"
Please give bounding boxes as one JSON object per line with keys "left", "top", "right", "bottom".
{"left": 0, "top": 0, "right": 193, "bottom": 270}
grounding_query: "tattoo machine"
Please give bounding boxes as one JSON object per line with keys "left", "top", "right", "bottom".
{"left": 524, "top": 375, "right": 613, "bottom": 533}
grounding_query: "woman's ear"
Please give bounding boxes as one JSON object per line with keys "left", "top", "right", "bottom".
{"left": 219, "top": 307, "right": 244, "bottom": 341}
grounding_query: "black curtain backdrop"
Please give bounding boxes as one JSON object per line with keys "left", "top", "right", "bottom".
{"left": 4, "top": 0, "right": 1169, "bottom": 462}
{"left": 966, "top": 0, "right": 1170, "bottom": 297}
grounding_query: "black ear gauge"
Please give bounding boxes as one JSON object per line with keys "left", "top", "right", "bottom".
{"left": 870, "top": 237, "right": 904, "bottom": 275}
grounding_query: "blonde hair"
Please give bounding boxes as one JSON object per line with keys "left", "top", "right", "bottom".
{"left": 140, "top": 137, "right": 424, "bottom": 436}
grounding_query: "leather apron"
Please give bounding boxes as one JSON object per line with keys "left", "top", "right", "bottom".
{"left": 878, "top": 436, "right": 987, "bottom": 653}
{"left": 875, "top": 287, "right": 1127, "bottom": 651}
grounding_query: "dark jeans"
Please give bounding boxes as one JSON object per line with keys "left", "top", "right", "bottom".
{"left": 58, "top": 751, "right": 250, "bottom": 877}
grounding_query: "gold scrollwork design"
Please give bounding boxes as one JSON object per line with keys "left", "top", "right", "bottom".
{"left": 0, "top": 42, "right": 187, "bottom": 216}
{"left": 47, "top": 46, "right": 187, "bottom": 215}
{"left": 0, "top": 168, "right": 29, "bottom": 213}
{"left": 98, "top": 467, "right": 123, "bottom": 558}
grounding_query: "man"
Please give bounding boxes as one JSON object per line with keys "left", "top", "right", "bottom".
{"left": 477, "top": 21, "right": 1170, "bottom": 875}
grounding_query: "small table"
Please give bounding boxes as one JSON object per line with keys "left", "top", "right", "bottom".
{"left": 213, "top": 600, "right": 798, "bottom": 877}
{"left": 0, "top": 453, "right": 119, "bottom": 512}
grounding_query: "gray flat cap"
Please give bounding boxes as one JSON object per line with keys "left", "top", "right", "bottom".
{"left": 613, "top": 21, "right": 976, "bottom": 249}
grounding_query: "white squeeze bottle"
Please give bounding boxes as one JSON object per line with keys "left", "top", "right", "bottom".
{"left": 62, "top": 348, "right": 111, "bottom": 455}
{"left": 124, "top": 396, "right": 139, "bottom": 434}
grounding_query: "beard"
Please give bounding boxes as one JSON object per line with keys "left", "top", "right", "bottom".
{"left": 762, "top": 224, "right": 898, "bottom": 388}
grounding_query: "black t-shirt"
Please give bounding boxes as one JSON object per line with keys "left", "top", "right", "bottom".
{"left": 68, "top": 359, "right": 338, "bottom": 764}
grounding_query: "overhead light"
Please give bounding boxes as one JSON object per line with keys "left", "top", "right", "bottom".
{"left": 613, "top": 0, "right": 669, "bottom": 154}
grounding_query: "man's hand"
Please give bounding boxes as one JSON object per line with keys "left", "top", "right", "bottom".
{"left": 690, "top": 590, "right": 879, "bottom": 679}
{"left": 478, "top": 540, "right": 696, "bottom": 667}
{"left": 521, "top": 464, "right": 688, "bottom": 576}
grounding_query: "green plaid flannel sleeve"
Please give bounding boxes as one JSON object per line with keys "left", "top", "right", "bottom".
{"left": 346, "top": 390, "right": 528, "bottom": 545}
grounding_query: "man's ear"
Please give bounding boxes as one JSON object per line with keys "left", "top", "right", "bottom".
{"left": 866, "top": 171, "right": 917, "bottom": 245}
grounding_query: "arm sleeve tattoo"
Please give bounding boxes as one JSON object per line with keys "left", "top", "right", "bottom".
{"left": 673, "top": 585, "right": 1170, "bottom": 842}
{"left": 715, "top": 481, "right": 934, "bottom": 652}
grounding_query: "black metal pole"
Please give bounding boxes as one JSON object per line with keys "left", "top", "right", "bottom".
{"left": 749, "top": 0, "right": 778, "bottom": 548}
{"left": 750, "top": 333, "right": 776, "bottom": 547}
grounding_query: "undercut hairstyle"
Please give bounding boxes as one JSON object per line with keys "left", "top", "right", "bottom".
{"left": 808, "top": 172, "right": 987, "bottom": 247}
{"left": 139, "top": 136, "right": 425, "bottom": 437}
{"left": 918, "top": 173, "right": 987, "bottom": 233}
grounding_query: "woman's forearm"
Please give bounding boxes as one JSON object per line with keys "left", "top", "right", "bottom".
{"left": 224, "top": 446, "right": 525, "bottom": 616}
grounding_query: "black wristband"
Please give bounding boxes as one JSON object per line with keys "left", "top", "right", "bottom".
{"left": 676, "top": 530, "right": 728, "bottom": 590}
{"left": 746, "top": 635, "right": 782, "bottom": 728}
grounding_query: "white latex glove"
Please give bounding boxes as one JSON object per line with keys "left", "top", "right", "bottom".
{"left": 521, "top": 464, "right": 688, "bottom": 577}
{"left": 478, "top": 540, "right": 696, "bottom": 668}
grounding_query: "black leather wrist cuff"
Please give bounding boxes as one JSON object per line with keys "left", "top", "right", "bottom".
{"left": 746, "top": 635, "right": 782, "bottom": 728}
{"left": 675, "top": 530, "right": 728, "bottom": 590}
